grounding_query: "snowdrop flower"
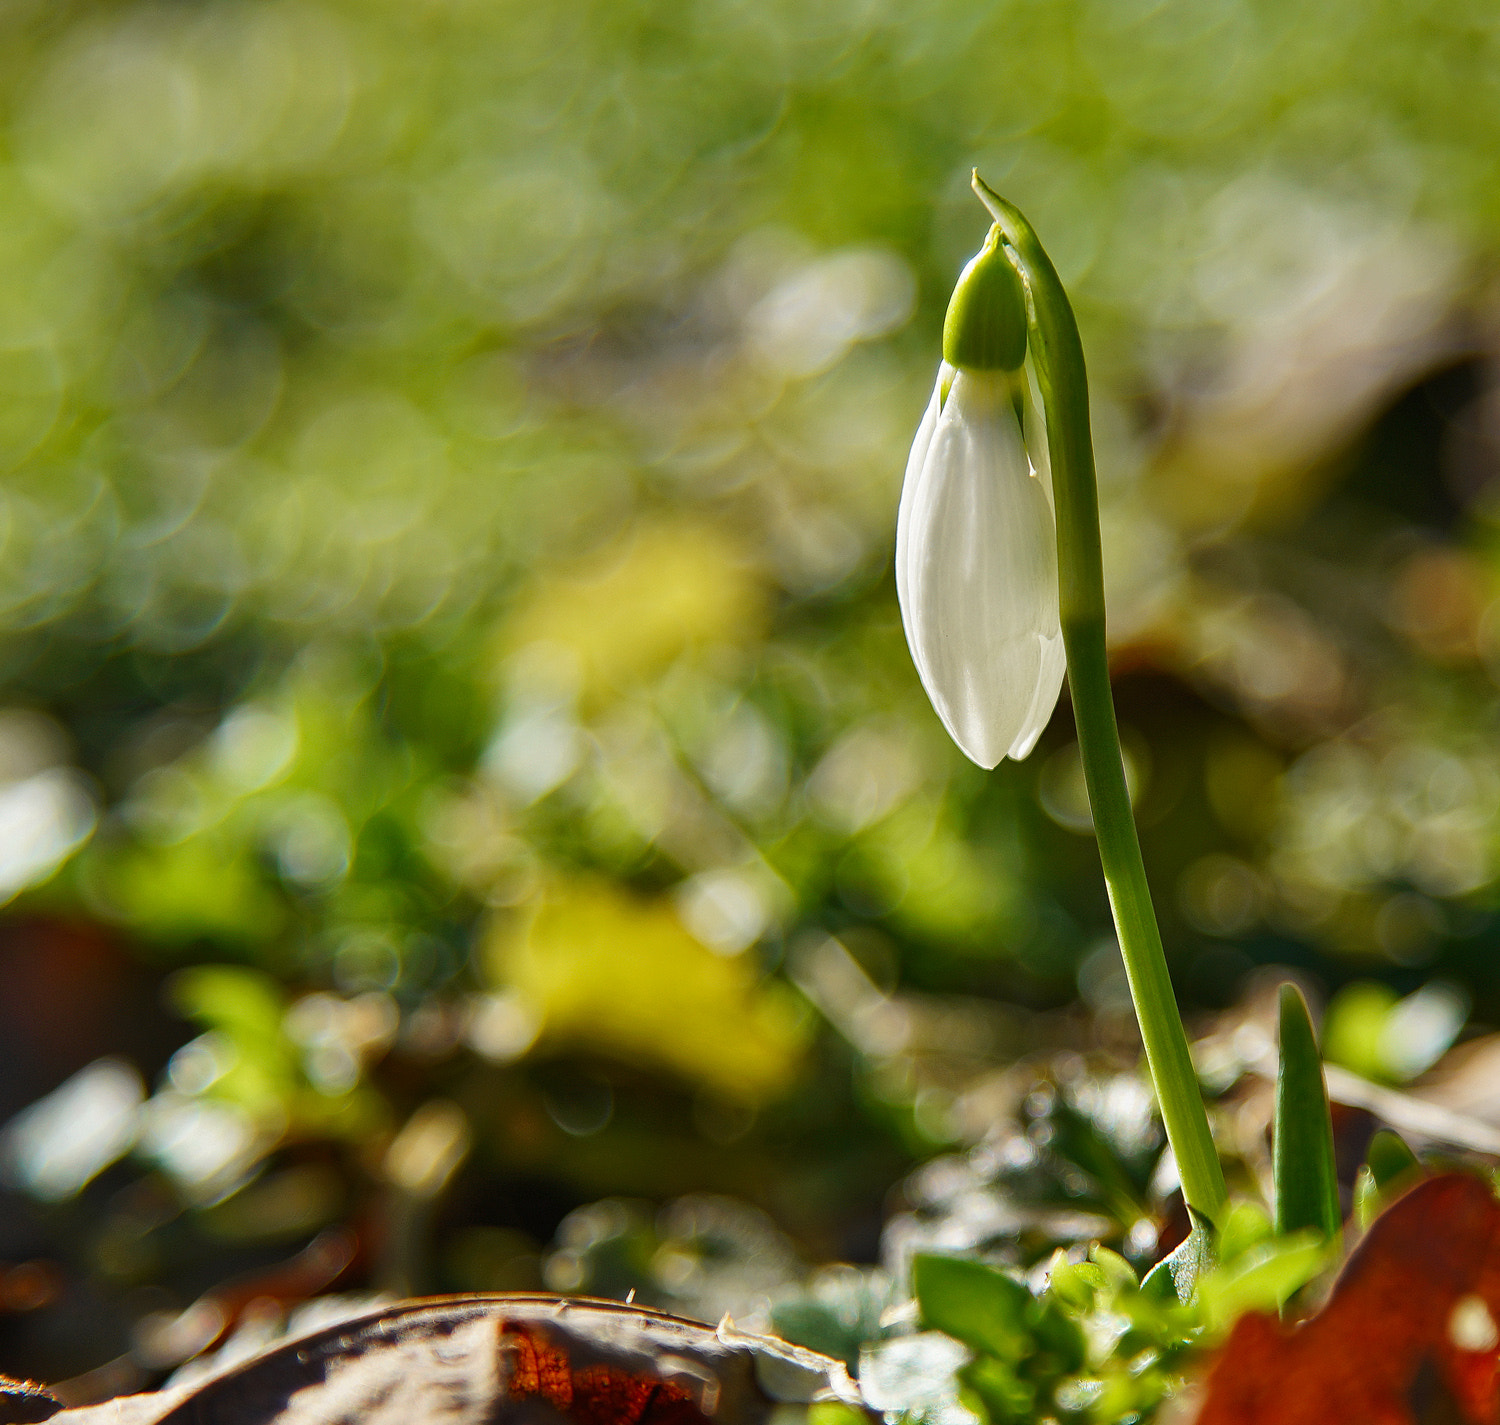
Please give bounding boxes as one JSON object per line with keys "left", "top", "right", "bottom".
{"left": 896, "top": 227, "right": 1064, "bottom": 768}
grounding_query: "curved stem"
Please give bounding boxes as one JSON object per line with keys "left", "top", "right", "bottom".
{"left": 973, "top": 172, "right": 1228, "bottom": 1227}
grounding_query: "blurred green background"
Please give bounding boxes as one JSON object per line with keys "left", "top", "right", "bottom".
{"left": 1, "top": 0, "right": 1500, "bottom": 1389}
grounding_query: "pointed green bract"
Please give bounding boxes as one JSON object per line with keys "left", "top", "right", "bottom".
{"left": 1274, "top": 983, "right": 1341, "bottom": 1241}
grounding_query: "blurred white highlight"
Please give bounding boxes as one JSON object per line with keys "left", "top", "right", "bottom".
{"left": 675, "top": 867, "right": 776, "bottom": 956}
{"left": 139, "top": 1091, "right": 265, "bottom": 1196}
{"left": 0, "top": 1058, "right": 144, "bottom": 1200}
{"left": 1381, "top": 981, "right": 1469, "bottom": 1081}
{"left": 747, "top": 247, "right": 915, "bottom": 378}
{"left": 0, "top": 767, "right": 95, "bottom": 902}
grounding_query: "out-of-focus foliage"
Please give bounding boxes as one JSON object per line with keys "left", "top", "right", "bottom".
{"left": 4, "top": 0, "right": 1500, "bottom": 1394}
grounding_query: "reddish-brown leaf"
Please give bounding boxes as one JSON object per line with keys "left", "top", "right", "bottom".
{"left": 505, "top": 1324, "right": 702, "bottom": 1425}
{"left": 1193, "top": 1173, "right": 1500, "bottom": 1424}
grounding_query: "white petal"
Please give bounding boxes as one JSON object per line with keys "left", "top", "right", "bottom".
{"left": 895, "top": 364, "right": 949, "bottom": 672}
{"left": 1008, "top": 630, "right": 1066, "bottom": 760}
{"left": 898, "top": 371, "right": 1062, "bottom": 768}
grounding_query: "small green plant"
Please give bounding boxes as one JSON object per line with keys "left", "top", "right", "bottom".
{"left": 893, "top": 1229, "right": 1324, "bottom": 1424}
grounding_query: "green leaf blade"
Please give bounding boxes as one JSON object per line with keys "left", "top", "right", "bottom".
{"left": 912, "top": 1253, "right": 1032, "bottom": 1360}
{"left": 1274, "top": 983, "right": 1341, "bottom": 1242}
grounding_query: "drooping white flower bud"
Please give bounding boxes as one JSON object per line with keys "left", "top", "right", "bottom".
{"left": 896, "top": 229, "right": 1064, "bottom": 768}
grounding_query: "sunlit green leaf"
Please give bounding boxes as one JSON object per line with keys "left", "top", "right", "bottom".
{"left": 913, "top": 1254, "right": 1031, "bottom": 1361}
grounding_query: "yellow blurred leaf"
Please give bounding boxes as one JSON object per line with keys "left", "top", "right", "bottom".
{"left": 487, "top": 875, "right": 808, "bottom": 1104}
{"left": 503, "top": 522, "right": 766, "bottom": 701}
{"left": 93, "top": 838, "right": 287, "bottom": 946}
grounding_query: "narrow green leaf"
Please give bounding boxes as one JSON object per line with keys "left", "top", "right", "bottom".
{"left": 912, "top": 1253, "right": 1031, "bottom": 1360}
{"left": 1274, "top": 983, "right": 1341, "bottom": 1241}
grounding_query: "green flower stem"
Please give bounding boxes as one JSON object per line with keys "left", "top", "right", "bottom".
{"left": 973, "top": 172, "right": 1228, "bottom": 1228}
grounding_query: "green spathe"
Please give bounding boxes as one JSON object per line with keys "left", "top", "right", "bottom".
{"left": 942, "top": 226, "right": 1027, "bottom": 373}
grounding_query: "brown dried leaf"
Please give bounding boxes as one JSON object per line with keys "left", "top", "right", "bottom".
{"left": 1193, "top": 1173, "right": 1500, "bottom": 1425}
{"left": 42, "top": 1296, "right": 866, "bottom": 1425}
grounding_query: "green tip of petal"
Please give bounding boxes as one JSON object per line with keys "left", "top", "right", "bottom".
{"left": 942, "top": 227, "right": 1027, "bottom": 373}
